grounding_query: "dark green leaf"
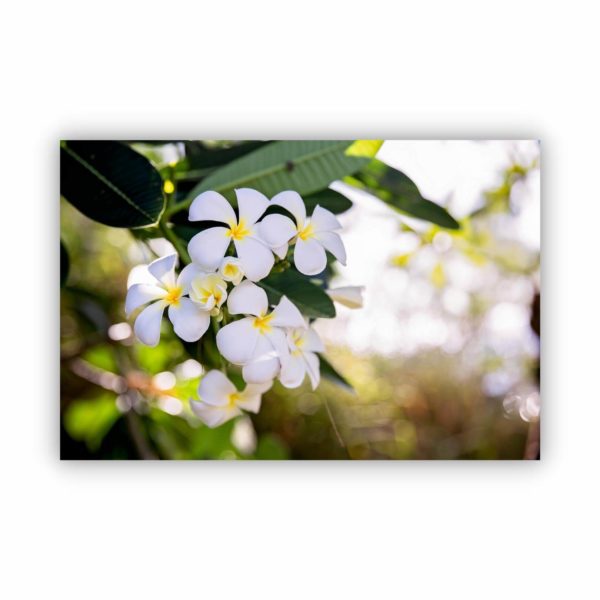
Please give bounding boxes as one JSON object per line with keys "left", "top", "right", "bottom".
{"left": 186, "top": 140, "right": 383, "bottom": 202}
{"left": 319, "top": 355, "right": 354, "bottom": 392}
{"left": 353, "top": 159, "right": 460, "bottom": 229}
{"left": 303, "top": 189, "right": 352, "bottom": 214}
{"left": 60, "top": 141, "right": 165, "bottom": 228}
{"left": 183, "top": 140, "right": 269, "bottom": 169}
{"left": 258, "top": 268, "right": 336, "bottom": 318}
{"left": 60, "top": 240, "right": 69, "bottom": 287}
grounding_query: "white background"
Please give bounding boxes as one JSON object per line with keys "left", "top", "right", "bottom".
{"left": 1, "top": 1, "right": 598, "bottom": 598}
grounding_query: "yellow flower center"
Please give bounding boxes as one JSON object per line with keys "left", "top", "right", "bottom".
{"left": 164, "top": 285, "right": 182, "bottom": 306}
{"left": 224, "top": 263, "right": 238, "bottom": 277}
{"left": 252, "top": 312, "right": 274, "bottom": 334}
{"left": 291, "top": 330, "right": 305, "bottom": 355}
{"left": 191, "top": 275, "right": 226, "bottom": 307}
{"left": 227, "top": 392, "right": 241, "bottom": 407}
{"left": 298, "top": 222, "right": 314, "bottom": 241}
{"left": 227, "top": 219, "right": 250, "bottom": 241}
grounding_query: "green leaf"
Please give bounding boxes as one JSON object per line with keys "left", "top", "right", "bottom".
{"left": 182, "top": 140, "right": 269, "bottom": 169}
{"left": 258, "top": 268, "right": 336, "bottom": 318}
{"left": 319, "top": 355, "right": 354, "bottom": 392}
{"left": 60, "top": 240, "right": 69, "bottom": 287}
{"left": 352, "top": 159, "right": 460, "bottom": 229}
{"left": 60, "top": 141, "right": 165, "bottom": 228}
{"left": 255, "top": 434, "right": 289, "bottom": 460}
{"left": 185, "top": 140, "right": 383, "bottom": 203}
{"left": 303, "top": 189, "right": 352, "bottom": 214}
{"left": 63, "top": 393, "right": 120, "bottom": 451}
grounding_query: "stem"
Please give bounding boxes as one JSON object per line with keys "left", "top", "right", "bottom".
{"left": 163, "top": 199, "right": 191, "bottom": 220}
{"left": 159, "top": 220, "right": 190, "bottom": 265}
{"left": 322, "top": 396, "right": 350, "bottom": 458}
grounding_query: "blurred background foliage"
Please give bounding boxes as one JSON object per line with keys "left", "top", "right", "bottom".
{"left": 60, "top": 140, "right": 540, "bottom": 459}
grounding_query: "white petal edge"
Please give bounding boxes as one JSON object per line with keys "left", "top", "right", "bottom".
{"left": 190, "top": 402, "right": 240, "bottom": 428}
{"left": 227, "top": 280, "right": 268, "bottom": 317}
{"left": 303, "top": 351, "right": 320, "bottom": 390}
{"left": 147, "top": 253, "right": 178, "bottom": 288}
{"left": 197, "top": 369, "right": 237, "bottom": 406}
{"left": 177, "top": 263, "right": 211, "bottom": 294}
{"left": 257, "top": 214, "right": 297, "bottom": 248}
{"left": 168, "top": 298, "right": 211, "bottom": 342}
{"left": 310, "top": 205, "right": 342, "bottom": 232}
{"left": 270, "top": 296, "right": 306, "bottom": 329}
{"left": 242, "top": 357, "right": 280, "bottom": 385}
{"left": 188, "top": 227, "right": 231, "bottom": 271}
{"left": 133, "top": 300, "right": 166, "bottom": 347}
{"left": 301, "top": 327, "right": 325, "bottom": 353}
{"left": 234, "top": 236, "right": 274, "bottom": 282}
{"left": 125, "top": 283, "right": 166, "bottom": 317}
{"left": 235, "top": 188, "right": 270, "bottom": 225}
{"left": 189, "top": 190, "right": 236, "bottom": 225}
{"left": 127, "top": 264, "right": 156, "bottom": 288}
{"left": 278, "top": 353, "right": 306, "bottom": 389}
{"left": 271, "top": 190, "right": 306, "bottom": 227}
{"left": 326, "top": 286, "right": 365, "bottom": 309}
{"left": 237, "top": 380, "right": 273, "bottom": 411}
{"left": 216, "top": 318, "right": 260, "bottom": 365}
{"left": 273, "top": 243, "right": 289, "bottom": 260}
{"left": 314, "top": 231, "right": 347, "bottom": 265}
{"left": 294, "top": 237, "right": 327, "bottom": 275}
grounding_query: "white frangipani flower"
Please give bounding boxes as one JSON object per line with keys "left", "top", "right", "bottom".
{"left": 279, "top": 324, "right": 325, "bottom": 390}
{"left": 218, "top": 256, "right": 244, "bottom": 285}
{"left": 188, "top": 188, "right": 274, "bottom": 282}
{"left": 177, "top": 263, "right": 228, "bottom": 316}
{"left": 326, "top": 285, "right": 365, "bottom": 309}
{"left": 258, "top": 190, "right": 347, "bottom": 276}
{"left": 216, "top": 281, "right": 306, "bottom": 383}
{"left": 125, "top": 254, "right": 211, "bottom": 346}
{"left": 190, "top": 370, "right": 272, "bottom": 428}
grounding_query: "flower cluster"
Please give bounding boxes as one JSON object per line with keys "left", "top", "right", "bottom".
{"left": 126, "top": 188, "right": 362, "bottom": 427}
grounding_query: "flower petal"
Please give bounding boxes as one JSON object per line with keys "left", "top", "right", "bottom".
{"left": 216, "top": 317, "right": 260, "bottom": 365}
{"left": 125, "top": 283, "right": 166, "bottom": 317}
{"left": 190, "top": 402, "right": 240, "bottom": 428}
{"left": 235, "top": 188, "right": 269, "bottom": 225}
{"left": 168, "top": 298, "right": 211, "bottom": 342}
{"left": 134, "top": 300, "right": 166, "bottom": 347}
{"left": 177, "top": 263, "right": 210, "bottom": 294}
{"left": 303, "top": 351, "right": 320, "bottom": 390}
{"left": 264, "top": 327, "right": 290, "bottom": 359}
{"left": 189, "top": 190, "right": 236, "bottom": 225}
{"left": 278, "top": 353, "right": 306, "bottom": 389}
{"left": 244, "top": 381, "right": 273, "bottom": 396}
{"left": 310, "top": 205, "right": 342, "bottom": 232}
{"left": 197, "top": 369, "right": 236, "bottom": 406}
{"left": 273, "top": 244, "right": 289, "bottom": 260}
{"left": 242, "top": 356, "right": 280, "bottom": 385}
{"left": 257, "top": 214, "right": 297, "bottom": 248}
{"left": 326, "top": 286, "right": 364, "bottom": 309}
{"left": 148, "top": 253, "right": 178, "bottom": 288}
{"left": 234, "top": 236, "right": 274, "bottom": 282}
{"left": 188, "top": 227, "right": 231, "bottom": 271}
{"left": 314, "top": 231, "right": 347, "bottom": 265}
{"left": 304, "top": 327, "right": 325, "bottom": 352}
{"left": 227, "top": 280, "right": 268, "bottom": 317}
{"left": 127, "top": 264, "right": 156, "bottom": 288}
{"left": 271, "top": 190, "right": 306, "bottom": 226}
{"left": 219, "top": 256, "right": 244, "bottom": 285}
{"left": 293, "top": 237, "right": 326, "bottom": 275}
{"left": 270, "top": 296, "right": 306, "bottom": 329}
